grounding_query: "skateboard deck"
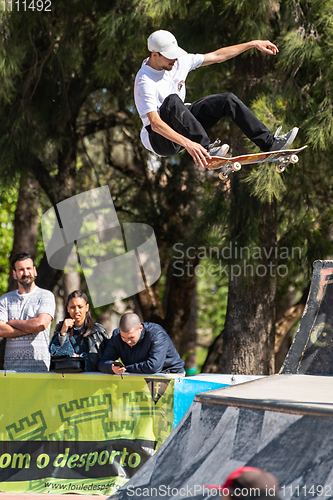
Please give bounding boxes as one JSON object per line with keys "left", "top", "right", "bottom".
{"left": 206, "top": 146, "right": 307, "bottom": 180}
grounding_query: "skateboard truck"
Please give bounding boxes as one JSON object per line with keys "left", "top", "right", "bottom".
{"left": 219, "top": 162, "right": 241, "bottom": 180}
{"left": 275, "top": 154, "right": 299, "bottom": 173}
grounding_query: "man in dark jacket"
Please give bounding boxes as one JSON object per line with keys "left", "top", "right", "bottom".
{"left": 98, "top": 312, "right": 185, "bottom": 375}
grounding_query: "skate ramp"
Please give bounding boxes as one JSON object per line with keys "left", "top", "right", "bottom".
{"left": 110, "top": 374, "right": 333, "bottom": 500}
{"left": 282, "top": 260, "right": 333, "bottom": 375}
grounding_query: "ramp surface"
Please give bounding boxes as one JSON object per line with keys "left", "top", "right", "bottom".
{"left": 110, "top": 375, "right": 333, "bottom": 500}
{"left": 282, "top": 260, "right": 333, "bottom": 375}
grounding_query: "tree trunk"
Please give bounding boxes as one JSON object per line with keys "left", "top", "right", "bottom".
{"left": 133, "top": 283, "right": 164, "bottom": 323}
{"left": 179, "top": 278, "right": 197, "bottom": 375}
{"left": 162, "top": 256, "right": 199, "bottom": 350}
{"left": 35, "top": 126, "right": 78, "bottom": 292}
{"left": 8, "top": 173, "right": 40, "bottom": 292}
{"left": 201, "top": 332, "right": 223, "bottom": 373}
{"left": 221, "top": 195, "right": 277, "bottom": 375}
{"left": 133, "top": 254, "right": 199, "bottom": 353}
{"left": 62, "top": 246, "right": 81, "bottom": 299}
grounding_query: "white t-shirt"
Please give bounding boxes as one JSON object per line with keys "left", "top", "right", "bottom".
{"left": 134, "top": 53, "right": 204, "bottom": 153}
{"left": 0, "top": 286, "right": 55, "bottom": 372}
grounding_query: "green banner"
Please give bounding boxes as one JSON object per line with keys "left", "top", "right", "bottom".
{"left": 0, "top": 372, "right": 174, "bottom": 495}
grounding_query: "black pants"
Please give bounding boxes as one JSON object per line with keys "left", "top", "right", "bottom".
{"left": 147, "top": 93, "right": 275, "bottom": 156}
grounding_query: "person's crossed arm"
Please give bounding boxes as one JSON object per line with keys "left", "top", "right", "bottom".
{"left": 0, "top": 313, "right": 52, "bottom": 338}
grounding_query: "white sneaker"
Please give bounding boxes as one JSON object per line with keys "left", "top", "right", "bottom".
{"left": 208, "top": 139, "right": 230, "bottom": 157}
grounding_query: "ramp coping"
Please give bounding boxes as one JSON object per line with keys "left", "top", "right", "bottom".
{"left": 194, "top": 374, "right": 333, "bottom": 417}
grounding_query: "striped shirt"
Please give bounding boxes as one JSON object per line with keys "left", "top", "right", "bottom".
{"left": 0, "top": 286, "right": 55, "bottom": 372}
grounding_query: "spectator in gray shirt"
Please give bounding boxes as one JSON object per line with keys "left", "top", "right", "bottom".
{"left": 0, "top": 253, "right": 55, "bottom": 371}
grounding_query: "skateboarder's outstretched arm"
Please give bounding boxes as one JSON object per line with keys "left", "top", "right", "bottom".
{"left": 147, "top": 110, "right": 211, "bottom": 167}
{"left": 201, "top": 40, "right": 278, "bottom": 66}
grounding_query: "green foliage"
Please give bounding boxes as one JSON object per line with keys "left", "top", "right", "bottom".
{"left": 0, "top": 185, "right": 18, "bottom": 294}
{"left": 186, "top": 0, "right": 333, "bottom": 344}
{"left": 303, "top": 102, "right": 333, "bottom": 150}
{"left": 243, "top": 163, "right": 287, "bottom": 203}
{"left": 1, "top": 0, "right": 333, "bottom": 372}
{"left": 241, "top": 94, "right": 290, "bottom": 203}
{"left": 277, "top": 0, "right": 333, "bottom": 152}
{"left": 197, "top": 259, "right": 228, "bottom": 336}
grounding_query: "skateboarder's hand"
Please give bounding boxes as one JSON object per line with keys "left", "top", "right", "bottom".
{"left": 253, "top": 40, "right": 278, "bottom": 56}
{"left": 185, "top": 140, "right": 210, "bottom": 167}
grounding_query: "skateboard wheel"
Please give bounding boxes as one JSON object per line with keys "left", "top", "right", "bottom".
{"left": 232, "top": 162, "right": 241, "bottom": 171}
{"left": 219, "top": 172, "right": 229, "bottom": 180}
{"left": 290, "top": 154, "right": 299, "bottom": 164}
{"left": 275, "top": 164, "right": 285, "bottom": 173}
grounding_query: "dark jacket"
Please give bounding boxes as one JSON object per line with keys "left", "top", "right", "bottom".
{"left": 49, "top": 322, "right": 109, "bottom": 372}
{"left": 98, "top": 322, "right": 185, "bottom": 374}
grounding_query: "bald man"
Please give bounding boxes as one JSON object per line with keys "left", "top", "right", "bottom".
{"left": 98, "top": 313, "right": 185, "bottom": 375}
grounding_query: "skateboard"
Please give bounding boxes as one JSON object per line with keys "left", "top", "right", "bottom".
{"left": 206, "top": 146, "right": 307, "bottom": 180}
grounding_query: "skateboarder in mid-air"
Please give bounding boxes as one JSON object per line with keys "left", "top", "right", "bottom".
{"left": 134, "top": 30, "right": 298, "bottom": 168}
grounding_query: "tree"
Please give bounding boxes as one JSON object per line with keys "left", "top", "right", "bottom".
{"left": 0, "top": 185, "right": 18, "bottom": 294}
{"left": 0, "top": 0, "right": 206, "bottom": 354}
{"left": 2, "top": 0, "right": 333, "bottom": 376}
{"left": 178, "top": 0, "right": 283, "bottom": 374}
{"left": 199, "top": 0, "right": 333, "bottom": 373}
{"left": 7, "top": 174, "right": 40, "bottom": 291}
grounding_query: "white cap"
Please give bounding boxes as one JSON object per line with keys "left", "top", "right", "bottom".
{"left": 147, "top": 30, "right": 187, "bottom": 59}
